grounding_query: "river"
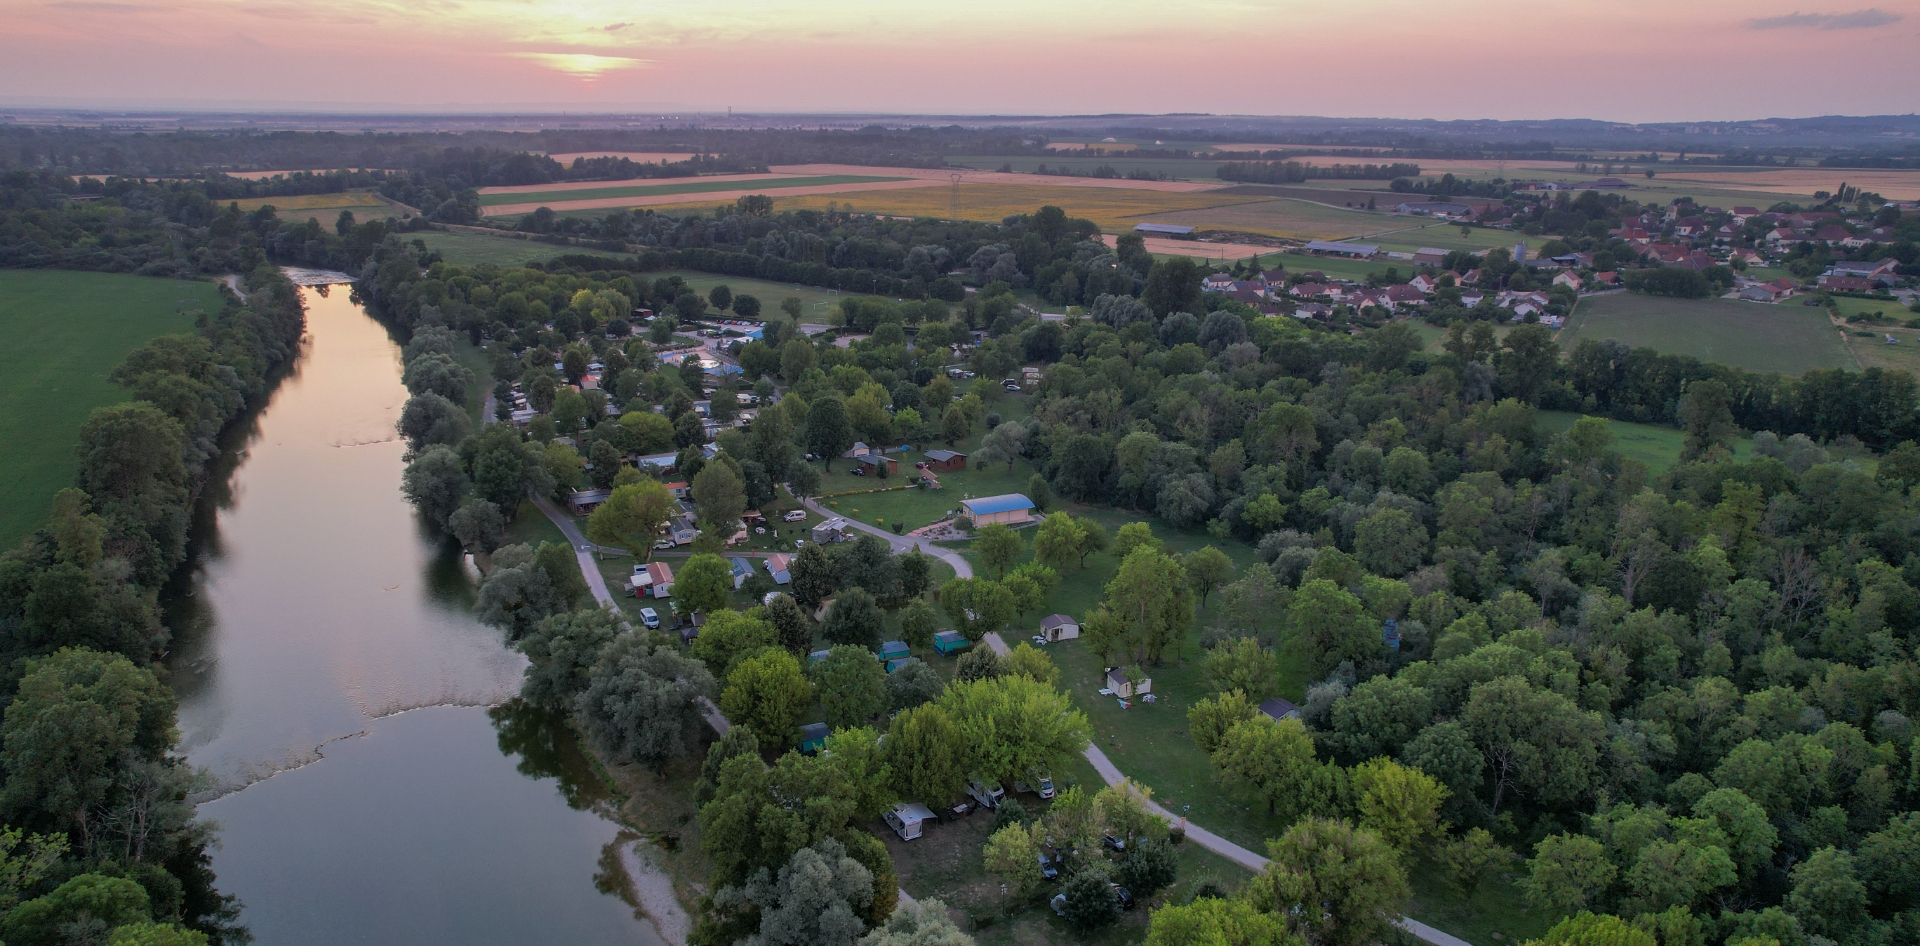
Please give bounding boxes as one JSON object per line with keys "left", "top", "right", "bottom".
{"left": 165, "top": 284, "right": 669, "bottom": 945}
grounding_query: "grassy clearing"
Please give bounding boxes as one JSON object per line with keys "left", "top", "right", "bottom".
{"left": 733, "top": 184, "right": 1249, "bottom": 231}
{"left": 1369, "top": 223, "right": 1533, "bottom": 254}
{"left": 221, "top": 191, "right": 396, "bottom": 225}
{"left": 1135, "top": 198, "right": 1401, "bottom": 241}
{"left": 1267, "top": 251, "right": 1405, "bottom": 282}
{"left": 415, "top": 230, "right": 573, "bottom": 268}
{"left": 0, "top": 270, "right": 225, "bottom": 547}
{"left": 1561, "top": 292, "right": 1856, "bottom": 375}
{"left": 647, "top": 270, "right": 889, "bottom": 319}
{"left": 1538, "top": 411, "right": 1753, "bottom": 472}
{"left": 476, "top": 175, "right": 907, "bottom": 208}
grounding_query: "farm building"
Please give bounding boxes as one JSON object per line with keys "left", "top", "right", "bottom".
{"left": 1259, "top": 697, "right": 1302, "bottom": 721}
{"left": 1040, "top": 613, "right": 1080, "bottom": 642}
{"left": 764, "top": 553, "right": 792, "bottom": 584}
{"left": 1133, "top": 223, "right": 1196, "bottom": 238}
{"left": 1411, "top": 248, "right": 1448, "bottom": 267}
{"left": 1302, "top": 240, "right": 1379, "bottom": 258}
{"left": 933, "top": 630, "right": 969, "bottom": 655}
{"left": 1394, "top": 202, "right": 1477, "bottom": 217}
{"left": 729, "top": 557, "right": 754, "bottom": 589}
{"left": 923, "top": 449, "right": 967, "bottom": 472}
{"left": 568, "top": 488, "right": 611, "bottom": 515}
{"left": 631, "top": 562, "right": 674, "bottom": 598}
{"left": 799, "top": 723, "right": 831, "bottom": 755}
{"left": 1104, "top": 667, "right": 1151, "bottom": 700}
{"left": 961, "top": 493, "right": 1036, "bottom": 526}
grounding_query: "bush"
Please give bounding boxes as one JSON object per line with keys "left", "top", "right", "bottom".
{"left": 1059, "top": 869, "right": 1121, "bottom": 929}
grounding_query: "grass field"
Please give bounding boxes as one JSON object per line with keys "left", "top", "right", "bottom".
{"left": 0, "top": 270, "right": 226, "bottom": 547}
{"left": 221, "top": 191, "right": 396, "bottom": 225}
{"left": 1369, "top": 223, "right": 1532, "bottom": 255}
{"left": 1134, "top": 198, "right": 1404, "bottom": 241}
{"left": 1561, "top": 293, "right": 1856, "bottom": 375}
{"left": 1267, "top": 250, "right": 1405, "bottom": 282}
{"left": 648, "top": 270, "right": 890, "bottom": 320}
{"left": 710, "top": 183, "right": 1249, "bottom": 231}
{"left": 475, "top": 175, "right": 906, "bottom": 208}
{"left": 944, "top": 155, "right": 1232, "bottom": 180}
{"left": 414, "top": 230, "right": 574, "bottom": 268}
{"left": 1538, "top": 411, "right": 1753, "bottom": 472}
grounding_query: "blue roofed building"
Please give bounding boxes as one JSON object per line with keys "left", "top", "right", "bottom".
{"left": 961, "top": 493, "right": 1036, "bottom": 527}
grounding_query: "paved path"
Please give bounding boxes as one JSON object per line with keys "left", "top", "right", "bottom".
{"left": 985, "top": 629, "right": 1476, "bottom": 946}
{"left": 798, "top": 495, "right": 972, "bottom": 579}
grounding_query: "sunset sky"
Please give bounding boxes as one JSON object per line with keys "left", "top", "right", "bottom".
{"left": 3, "top": 0, "right": 1917, "bottom": 121}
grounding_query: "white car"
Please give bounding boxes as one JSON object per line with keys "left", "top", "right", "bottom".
{"left": 783, "top": 510, "right": 808, "bottom": 522}
{"left": 639, "top": 607, "right": 660, "bottom": 629}
{"left": 653, "top": 539, "right": 676, "bottom": 551}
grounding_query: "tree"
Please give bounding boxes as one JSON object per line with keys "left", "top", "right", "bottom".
{"left": 1523, "top": 834, "right": 1617, "bottom": 918}
{"left": 939, "top": 675, "right": 1088, "bottom": 785}
{"left": 448, "top": 499, "right": 507, "bottom": 553}
{"left": 400, "top": 444, "right": 469, "bottom": 528}
{"left": 1001, "top": 643, "right": 1059, "bottom": 686}
{"left": 1143, "top": 257, "right": 1204, "bottom": 316}
{"left": 1495, "top": 324, "right": 1558, "bottom": 404}
{"left": 518, "top": 608, "right": 622, "bottom": 709}
{"left": 1034, "top": 512, "right": 1090, "bottom": 573}
{"left": 897, "top": 548, "right": 934, "bottom": 603}
{"left": 974, "top": 523, "right": 1023, "bottom": 579}
{"left": 975, "top": 422, "right": 1025, "bottom": 472}
{"left": 719, "top": 648, "right": 813, "bottom": 748}
{"left": 1460, "top": 676, "right": 1606, "bottom": 815}
{"left": 1527, "top": 913, "right": 1657, "bottom": 946}
{"left": 855, "top": 896, "right": 973, "bottom": 946}
{"left": 577, "top": 634, "right": 716, "bottom": 771}
{"left": 807, "top": 397, "right": 855, "bottom": 471}
{"left": 402, "top": 353, "right": 474, "bottom": 403}
{"left": 1184, "top": 546, "right": 1234, "bottom": 606}
{"left": 1060, "top": 868, "right": 1122, "bottom": 929}
{"left": 710, "top": 284, "right": 733, "bottom": 312}
{"left": 954, "top": 647, "right": 1004, "bottom": 683}
{"left": 477, "top": 545, "right": 568, "bottom": 638}
{"left": 734, "top": 295, "right": 763, "bottom": 320}
{"left": 884, "top": 703, "right": 969, "bottom": 805}
{"left": 766, "top": 593, "right": 813, "bottom": 655}
{"left": 983, "top": 821, "right": 1046, "bottom": 895}
{"left": 1188, "top": 690, "right": 1259, "bottom": 754}
{"left": 1114, "top": 521, "right": 1161, "bottom": 559}
{"left": 106, "top": 922, "right": 212, "bottom": 946}
{"left": 1101, "top": 547, "right": 1192, "bottom": 665}
{"left": 589, "top": 439, "right": 622, "bottom": 489}
{"left": 691, "top": 610, "right": 778, "bottom": 679}
{"left": 1210, "top": 717, "right": 1336, "bottom": 822}
{"left": 586, "top": 479, "right": 676, "bottom": 554}
{"left": 1246, "top": 818, "right": 1409, "bottom": 946}
{"left": 2, "top": 873, "right": 152, "bottom": 946}
{"left": 940, "top": 404, "right": 970, "bottom": 446}
{"left": 822, "top": 587, "right": 885, "bottom": 649}
{"left": 1436, "top": 828, "right": 1516, "bottom": 899}
{"left": 0, "top": 828, "right": 68, "bottom": 914}
{"left": 1353, "top": 508, "right": 1428, "bottom": 578}
{"left": 791, "top": 543, "right": 837, "bottom": 608}
{"left": 787, "top": 462, "right": 823, "bottom": 501}
{"left": 939, "top": 577, "right": 1015, "bottom": 641}
{"left": 1350, "top": 758, "right": 1447, "bottom": 853}
{"left": 1678, "top": 379, "right": 1737, "bottom": 461}
{"left": 1786, "top": 847, "right": 1868, "bottom": 942}
{"left": 814, "top": 645, "right": 890, "bottom": 728}
{"left": 1, "top": 648, "right": 174, "bottom": 839}
{"left": 693, "top": 460, "right": 748, "bottom": 533}
{"left": 677, "top": 553, "right": 735, "bottom": 615}
{"left": 1202, "top": 638, "right": 1280, "bottom": 700}
{"left": 1284, "top": 580, "right": 1377, "bottom": 677}
{"left": 396, "top": 391, "right": 471, "bottom": 452}
{"left": 543, "top": 440, "right": 585, "bottom": 493}
{"left": 898, "top": 599, "right": 939, "bottom": 649}
{"left": 1120, "top": 837, "right": 1180, "bottom": 899}
{"left": 713, "top": 837, "right": 872, "bottom": 946}
{"left": 1143, "top": 896, "right": 1295, "bottom": 946}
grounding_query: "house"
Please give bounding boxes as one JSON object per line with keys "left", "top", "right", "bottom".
{"left": 1103, "top": 667, "right": 1152, "bottom": 699}
{"left": 1552, "top": 271, "right": 1584, "bottom": 292}
{"left": 812, "top": 518, "right": 851, "bottom": 543}
{"left": 1302, "top": 240, "right": 1379, "bottom": 258}
{"left": 1814, "top": 225, "right": 1854, "bottom": 245}
{"left": 1294, "top": 302, "right": 1333, "bottom": 320}
{"left": 1829, "top": 258, "right": 1899, "bottom": 278}
{"left": 1843, "top": 227, "right": 1897, "bottom": 249}
{"left": 729, "top": 557, "right": 754, "bottom": 589}
{"left": 635, "top": 451, "right": 678, "bottom": 473}
{"left": 933, "top": 630, "right": 969, "bottom": 655}
{"left": 632, "top": 561, "right": 674, "bottom": 598}
{"left": 1384, "top": 284, "right": 1426, "bottom": 307}
{"left": 1593, "top": 272, "right": 1621, "bottom": 287}
{"left": 884, "top": 802, "right": 936, "bottom": 841}
{"left": 663, "top": 480, "right": 690, "bottom": 500}
{"left": 1040, "top": 613, "right": 1080, "bottom": 642}
{"left": 880, "top": 640, "right": 911, "bottom": 662}
{"left": 1201, "top": 272, "right": 1237, "bottom": 292}
{"left": 764, "top": 553, "right": 792, "bottom": 584}
{"left": 567, "top": 488, "right": 612, "bottom": 515}
{"left": 1739, "top": 280, "right": 1797, "bottom": 303}
{"left": 1412, "top": 248, "right": 1449, "bottom": 268}
{"left": 669, "top": 515, "right": 698, "bottom": 546}
{"left": 1408, "top": 273, "right": 1441, "bottom": 293}
{"left": 962, "top": 494, "right": 1036, "bottom": 526}
{"left": 1819, "top": 275, "right": 1875, "bottom": 292}
{"left": 1731, "top": 206, "right": 1761, "bottom": 224}
{"left": 1731, "top": 248, "right": 1767, "bottom": 267}
{"left": 923, "top": 449, "right": 967, "bottom": 472}
{"left": 1290, "top": 282, "right": 1335, "bottom": 299}
{"left": 854, "top": 452, "right": 899, "bottom": 476}
{"left": 1258, "top": 697, "right": 1302, "bottom": 722}
{"left": 799, "top": 722, "right": 831, "bottom": 755}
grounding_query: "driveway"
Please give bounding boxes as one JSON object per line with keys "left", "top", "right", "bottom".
{"left": 797, "top": 495, "right": 973, "bottom": 579}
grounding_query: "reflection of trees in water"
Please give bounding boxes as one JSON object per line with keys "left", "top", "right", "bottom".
{"left": 595, "top": 830, "right": 644, "bottom": 913}
{"left": 488, "top": 699, "right": 607, "bottom": 810}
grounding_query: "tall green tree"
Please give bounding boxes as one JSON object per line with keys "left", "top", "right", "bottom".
{"left": 1245, "top": 818, "right": 1409, "bottom": 946}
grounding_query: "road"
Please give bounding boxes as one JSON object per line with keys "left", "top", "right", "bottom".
{"left": 979, "top": 632, "right": 1474, "bottom": 946}
{"left": 797, "top": 495, "right": 973, "bottom": 579}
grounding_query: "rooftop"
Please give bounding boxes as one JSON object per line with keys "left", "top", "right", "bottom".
{"left": 1133, "top": 223, "right": 1195, "bottom": 235}
{"left": 962, "top": 493, "right": 1036, "bottom": 515}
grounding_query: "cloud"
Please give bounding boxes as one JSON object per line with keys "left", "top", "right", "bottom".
{"left": 1747, "top": 8, "right": 1902, "bottom": 29}
{"left": 512, "top": 52, "right": 652, "bottom": 78}
{"left": 603, "top": 22, "right": 632, "bottom": 32}
{"left": 47, "top": 1, "right": 154, "bottom": 11}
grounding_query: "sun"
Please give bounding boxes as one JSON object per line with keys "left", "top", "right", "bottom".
{"left": 514, "top": 52, "right": 651, "bottom": 79}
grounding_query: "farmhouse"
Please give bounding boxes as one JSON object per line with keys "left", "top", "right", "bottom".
{"left": 1302, "top": 240, "right": 1379, "bottom": 258}
{"left": 962, "top": 493, "right": 1036, "bottom": 526}
{"left": 1040, "top": 613, "right": 1080, "bottom": 642}
{"left": 922, "top": 449, "right": 967, "bottom": 472}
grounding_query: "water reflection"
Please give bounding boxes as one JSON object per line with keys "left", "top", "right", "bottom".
{"left": 170, "top": 286, "right": 665, "bottom": 945}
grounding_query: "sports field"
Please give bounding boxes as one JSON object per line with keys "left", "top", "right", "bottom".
{"left": 476, "top": 174, "right": 907, "bottom": 207}
{"left": 1560, "top": 292, "right": 1856, "bottom": 375}
{"left": 0, "top": 270, "right": 227, "bottom": 546}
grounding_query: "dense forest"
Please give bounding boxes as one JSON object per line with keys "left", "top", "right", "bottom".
{"left": 0, "top": 174, "right": 324, "bottom": 944}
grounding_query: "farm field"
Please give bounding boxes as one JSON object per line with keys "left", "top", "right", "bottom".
{"left": 476, "top": 174, "right": 908, "bottom": 207}
{"left": 543, "top": 151, "right": 698, "bottom": 165}
{"left": 1132, "top": 198, "right": 1399, "bottom": 241}
{"left": 943, "top": 154, "right": 1231, "bottom": 180}
{"left": 1834, "top": 296, "right": 1920, "bottom": 377}
{"left": 1560, "top": 292, "right": 1856, "bottom": 375}
{"left": 1368, "top": 222, "right": 1532, "bottom": 254}
{"left": 221, "top": 191, "right": 397, "bottom": 225}
{"left": 0, "top": 270, "right": 226, "bottom": 546}
{"left": 1538, "top": 411, "right": 1754, "bottom": 472}
{"left": 730, "top": 183, "right": 1251, "bottom": 231}
{"left": 413, "top": 229, "right": 573, "bottom": 267}
{"left": 1210, "top": 183, "right": 1404, "bottom": 207}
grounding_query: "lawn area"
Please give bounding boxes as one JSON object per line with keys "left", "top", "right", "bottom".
{"left": 650, "top": 270, "right": 891, "bottom": 320}
{"left": 1269, "top": 250, "right": 1405, "bottom": 282}
{"left": 452, "top": 335, "right": 493, "bottom": 424}
{"left": 1369, "top": 223, "right": 1532, "bottom": 255}
{"left": 476, "top": 175, "right": 907, "bottom": 207}
{"left": 222, "top": 190, "right": 396, "bottom": 225}
{"left": 1560, "top": 292, "right": 1857, "bottom": 375}
{"left": 504, "top": 499, "right": 568, "bottom": 550}
{"left": 0, "top": 270, "right": 226, "bottom": 547}
{"left": 1538, "top": 411, "right": 1753, "bottom": 472}
{"left": 415, "top": 229, "right": 573, "bottom": 268}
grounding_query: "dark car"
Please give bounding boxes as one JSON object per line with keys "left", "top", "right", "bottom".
{"left": 1113, "top": 885, "right": 1136, "bottom": 910}
{"left": 1102, "top": 833, "right": 1126, "bottom": 853}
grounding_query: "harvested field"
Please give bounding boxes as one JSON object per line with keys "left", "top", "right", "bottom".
{"left": 774, "top": 163, "right": 1229, "bottom": 192}
{"left": 1212, "top": 184, "right": 1401, "bottom": 207}
{"left": 1134, "top": 197, "right": 1403, "bottom": 241}
{"left": 1561, "top": 292, "right": 1856, "bottom": 375}
{"left": 224, "top": 191, "right": 388, "bottom": 212}
{"left": 720, "top": 183, "right": 1249, "bottom": 230}
{"left": 479, "top": 174, "right": 906, "bottom": 208}
{"left": 482, "top": 178, "right": 937, "bottom": 218}
{"left": 944, "top": 155, "right": 1229, "bottom": 180}
{"left": 544, "top": 151, "right": 698, "bottom": 165}
{"left": 480, "top": 171, "right": 806, "bottom": 196}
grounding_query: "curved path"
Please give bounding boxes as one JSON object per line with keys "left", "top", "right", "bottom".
{"left": 980, "top": 631, "right": 1473, "bottom": 946}
{"left": 798, "top": 494, "right": 973, "bottom": 579}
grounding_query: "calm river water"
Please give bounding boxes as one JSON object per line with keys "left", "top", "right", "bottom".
{"left": 165, "top": 286, "right": 666, "bottom": 945}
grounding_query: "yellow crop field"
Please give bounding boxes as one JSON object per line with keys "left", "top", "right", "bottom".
{"left": 741, "top": 183, "right": 1250, "bottom": 229}
{"left": 223, "top": 191, "right": 390, "bottom": 212}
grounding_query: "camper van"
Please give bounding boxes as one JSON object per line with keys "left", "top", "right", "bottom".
{"left": 967, "top": 778, "right": 1006, "bottom": 810}
{"left": 884, "top": 802, "right": 936, "bottom": 841}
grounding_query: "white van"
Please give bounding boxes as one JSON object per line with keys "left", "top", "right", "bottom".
{"left": 884, "top": 802, "right": 936, "bottom": 841}
{"left": 967, "top": 779, "right": 1006, "bottom": 810}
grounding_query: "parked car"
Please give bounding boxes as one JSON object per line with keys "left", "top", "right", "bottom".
{"left": 783, "top": 510, "right": 808, "bottom": 522}
{"left": 1037, "top": 851, "right": 1059, "bottom": 881}
{"left": 1113, "top": 885, "right": 1136, "bottom": 910}
{"left": 639, "top": 607, "right": 660, "bottom": 629}
{"left": 1030, "top": 770, "right": 1055, "bottom": 799}
{"left": 653, "top": 539, "right": 676, "bottom": 550}
{"left": 1102, "top": 833, "right": 1126, "bottom": 853}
